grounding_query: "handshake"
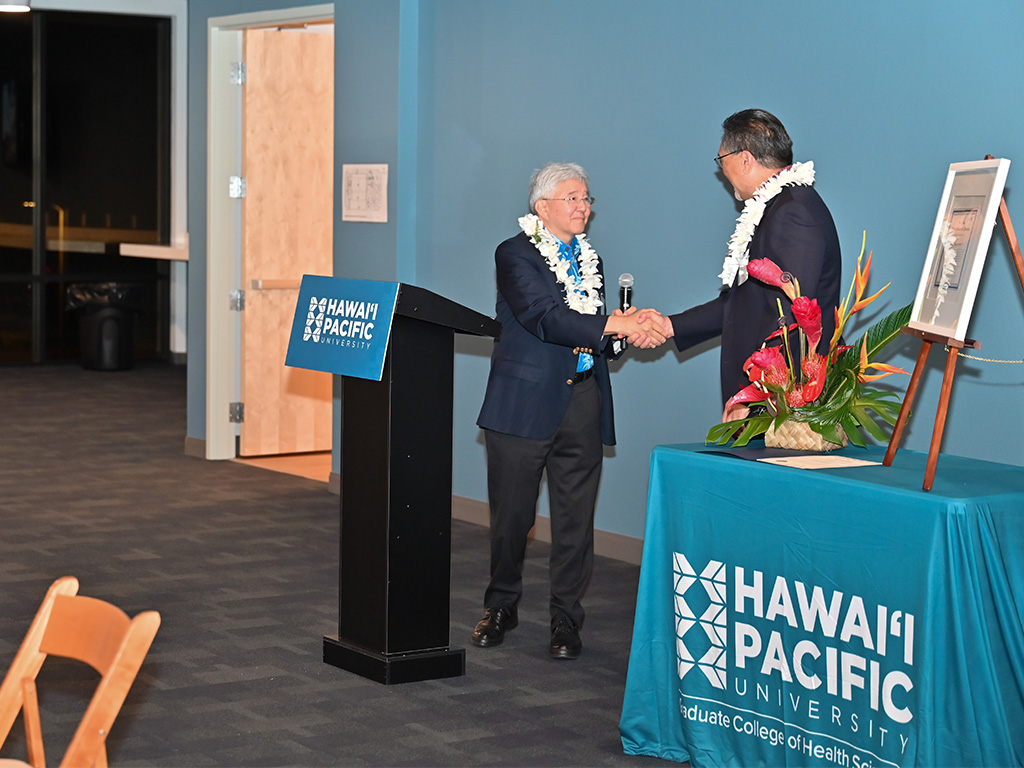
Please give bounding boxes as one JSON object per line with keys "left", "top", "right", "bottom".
{"left": 607, "top": 307, "right": 674, "bottom": 350}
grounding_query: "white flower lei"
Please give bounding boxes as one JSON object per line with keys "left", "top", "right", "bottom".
{"left": 719, "top": 161, "right": 816, "bottom": 288}
{"left": 518, "top": 213, "right": 604, "bottom": 314}
{"left": 930, "top": 220, "right": 958, "bottom": 325}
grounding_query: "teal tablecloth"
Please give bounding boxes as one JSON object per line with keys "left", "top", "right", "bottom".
{"left": 620, "top": 444, "right": 1024, "bottom": 767}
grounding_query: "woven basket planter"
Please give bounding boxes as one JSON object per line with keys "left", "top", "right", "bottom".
{"left": 764, "top": 420, "right": 848, "bottom": 452}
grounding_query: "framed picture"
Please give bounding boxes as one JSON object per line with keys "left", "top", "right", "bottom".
{"left": 909, "top": 158, "right": 1011, "bottom": 341}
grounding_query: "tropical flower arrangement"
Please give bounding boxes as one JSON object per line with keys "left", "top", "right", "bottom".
{"left": 706, "top": 235, "right": 913, "bottom": 449}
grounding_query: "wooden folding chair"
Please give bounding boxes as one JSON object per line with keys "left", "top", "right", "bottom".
{"left": 0, "top": 577, "right": 160, "bottom": 768}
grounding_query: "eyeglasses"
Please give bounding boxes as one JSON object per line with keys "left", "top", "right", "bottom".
{"left": 714, "top": 149, "right": 743, "bottom": 169}
{"left": 543, "top": 196, "right": 595, "bottom": 207}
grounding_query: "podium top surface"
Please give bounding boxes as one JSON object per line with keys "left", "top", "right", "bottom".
{"left": 396, "top": 283, "right": 500, "bottom": 338}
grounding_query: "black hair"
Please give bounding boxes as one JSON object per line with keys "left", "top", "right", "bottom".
{"left": 721, "top": 109, "right": 794, "bottom": 169}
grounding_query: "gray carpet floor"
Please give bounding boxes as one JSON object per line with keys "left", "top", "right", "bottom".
{"left": 0, "top": 363, "right": 669, "bottom": 767}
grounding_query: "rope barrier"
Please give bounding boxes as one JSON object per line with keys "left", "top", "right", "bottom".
{"left": 948, "top": 348, "right": 1024, "bottom": 364}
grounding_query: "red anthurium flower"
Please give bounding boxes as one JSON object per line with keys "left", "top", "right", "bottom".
{"left": 792, "top": 296, "right": 822, "bottom": 352}
{"left": 726, "top": 383, "right": 769, "bottom": 410}
{"left": 747, "top": 258, "right": 799, "bottom": 301}
{"left": 800, "top": 352, "right": 828, "bottom": 403}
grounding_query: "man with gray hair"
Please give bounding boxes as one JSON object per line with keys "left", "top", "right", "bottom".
{"left": 473, "top": 162, "right": 663, "bottom": 659}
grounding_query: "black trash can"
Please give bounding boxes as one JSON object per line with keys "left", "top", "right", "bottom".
{"left": 79, "top": 304, "right": 135, "bottom": 370}
{"left": 67, "top": 284, "right": 139, "bottom": 371}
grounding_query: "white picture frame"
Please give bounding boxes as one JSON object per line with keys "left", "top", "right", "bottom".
{"left": 909, "top": 158, "right": 1010, "bottom": 341}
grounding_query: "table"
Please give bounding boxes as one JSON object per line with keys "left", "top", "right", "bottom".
{"left": 619, "top": 444, "right": 1024, "bottom": 767}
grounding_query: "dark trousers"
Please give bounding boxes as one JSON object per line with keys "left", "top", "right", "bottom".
{"left": 482, "top": 376, "right": 603, "bottom": 628}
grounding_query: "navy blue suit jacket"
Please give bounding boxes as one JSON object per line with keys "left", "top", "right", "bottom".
{"left": 670, "top": 185, "right": 842, "bottom": 406}
{"left": 477, "top": 231, "right": 617, "bottom": 446}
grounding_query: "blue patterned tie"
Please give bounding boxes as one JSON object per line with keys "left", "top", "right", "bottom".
{"left": 557, "top": 237, "right": 594, "bottom": 374}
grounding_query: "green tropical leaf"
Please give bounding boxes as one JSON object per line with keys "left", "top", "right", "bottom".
{"left": 706, "top": 420, "right": 745, "bottom": 445}
{"left": 840, "top": 414, "right": 866, "bottom": 447}
{"left": 706, "top": 415, "right": 772, "bottom": 446}
{"left": 837, "top": 302, "right": 913, "bottom": 370}
{"left": 810, "top": 422, "right": 846, "bottom": 445}
{"left": 858, "top": 390, "right": 902, "bottom": 421}
{"left": 850, "top": 405, "right": 889, "bottom": 441}
{"left": 732, "top": 414, "right": 772, "bottom": 447}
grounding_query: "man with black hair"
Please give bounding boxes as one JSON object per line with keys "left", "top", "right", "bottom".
{"left": 640, "top": 108, "right": 842, "bottom": 419}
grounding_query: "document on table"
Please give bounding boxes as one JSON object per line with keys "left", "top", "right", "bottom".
{"left": 757, "top": 455, "right": 882, "bottom": 469}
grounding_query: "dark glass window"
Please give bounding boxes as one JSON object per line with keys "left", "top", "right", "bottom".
{"left": 0, "top": 10, "right": 170, "bottom": 364}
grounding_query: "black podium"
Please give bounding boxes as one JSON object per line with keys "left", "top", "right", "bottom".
{"left": 323, "top": 283, "right": 500, "bottom": 684}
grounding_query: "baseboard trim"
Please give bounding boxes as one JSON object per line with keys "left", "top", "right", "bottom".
{"left": 183, "top": 436, "right": 206, "bottom": 459}
{"left": 452, "top": 495, "right": 642, "bottom": 566}
{"left": 226, "top": 463, "right": 642, "bottom": 565}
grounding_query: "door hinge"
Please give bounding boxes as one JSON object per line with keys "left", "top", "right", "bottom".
{"left": 230, "top": 61, "right": 246, "bottom": 85}
{"left": 229, "top": 402, "right": 244, "bottom": 423}
{"left": 230, "top": 289, "right": 245, "bottom": 311}
{"left": 229, "top": 175, "right": 247, "bottom": 198}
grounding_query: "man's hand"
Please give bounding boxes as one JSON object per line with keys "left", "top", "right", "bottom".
{"left": 626, "top": 309, "right": 674, "bottom": 347}
{"left": 606, "top": 307, "right": 667, "bottom": 349}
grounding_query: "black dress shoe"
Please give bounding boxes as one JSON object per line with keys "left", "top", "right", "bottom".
{"left": 550, "top": 618, "right": 582, "bottom": 659}
{"left": 470, "top": 606, "right": 518, "bottom": 647}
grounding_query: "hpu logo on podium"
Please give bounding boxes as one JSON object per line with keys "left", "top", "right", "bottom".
{"left": 285, "top": 275, "right": 400, "bottom": 381}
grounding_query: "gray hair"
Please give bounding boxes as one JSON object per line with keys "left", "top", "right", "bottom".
{"left": 528, "top": 162, "right": 590, "bottom": 214}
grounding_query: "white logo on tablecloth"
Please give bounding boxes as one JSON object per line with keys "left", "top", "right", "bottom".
{"left": 673, "top": 552, "right": 916, "bottom": 720}
{"left": 674, "top": 553, "right": 727, "bottom": 689}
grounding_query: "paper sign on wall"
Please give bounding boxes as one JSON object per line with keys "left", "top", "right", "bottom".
{"left": 341, "top": 164, "right": 388, "bottom": 223}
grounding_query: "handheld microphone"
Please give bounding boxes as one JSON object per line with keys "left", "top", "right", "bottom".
{"left": 614, "top": 273, "right": 635, "bottom": 355}
{"left": 619, "top": 273, "right": 634, "bottom": 312}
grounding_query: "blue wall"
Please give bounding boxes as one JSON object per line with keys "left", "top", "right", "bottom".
{"left": 188, "top": 0, "right": 1024, "bottom": 541}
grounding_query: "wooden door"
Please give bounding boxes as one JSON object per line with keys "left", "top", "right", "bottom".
{"left": 240, "top": 27, "right": 333, "bottom": 456}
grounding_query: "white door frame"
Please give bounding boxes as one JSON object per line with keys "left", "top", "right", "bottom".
{"left": 205, "top": 4, "right": 334, "bottom": 459}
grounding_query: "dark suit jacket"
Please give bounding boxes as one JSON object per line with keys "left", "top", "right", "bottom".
{"left": 477, "top": 231, "right": 617, "bottom": 446}
{"left": 670, "top": 185, "right": 842, "bottom": 406}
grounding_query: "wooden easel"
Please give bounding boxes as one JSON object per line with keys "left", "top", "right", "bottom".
{"left": 884, "top": 157, "right": 1024, "bottom": 490}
